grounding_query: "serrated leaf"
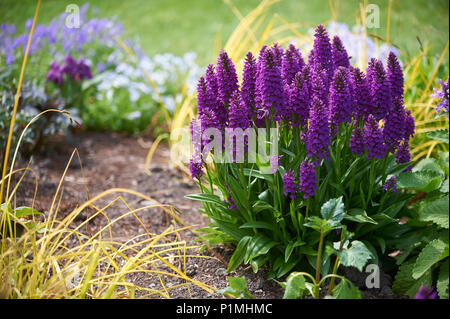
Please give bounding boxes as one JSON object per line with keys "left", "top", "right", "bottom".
{"left": 440, "top": 179, "right": 449, "bottom": 193}
{"left": 413, "top": 158, "right": 445, "bottom": 179}
{"left": 321, "top": 196, "right": 345, "bottom": 223}
{"left": 397, "top": 170, "right": 442, "bottom": 192}
{"left": 332, "top": 278, "right": 361, "bottom": 299}
{"left": 393, "top": 259, "right": 433, "bottom": 298}
{"left": 413, "top": 239, "right": 447, "bottom": 279}
{"left": 283, "top": 273, "right": 307, "bottom": 299}
{"left": 336, "top": 240, "right": 373, "bottom": 272}
{"left": 419, "top": 195, "right": 449, "bottom": 229}
{"left": 437, "top": 259, "right": 449, "bottom": 299}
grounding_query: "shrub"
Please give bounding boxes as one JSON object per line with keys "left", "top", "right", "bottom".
{"left": 186, "top": 24, "right": 416, "bottom": 280}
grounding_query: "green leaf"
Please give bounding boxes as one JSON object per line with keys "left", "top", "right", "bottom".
{"left": 185, "top": 193, "right": 227, "bottom": 207}
{"left": 252, "top": 201, "right": 276, "bottom": 214}
{"left": 334, "top": 240, "right": 373, "bottom": 272}
{"left": 419, "top": 195, "right": 449, "bottom": 229}
{"left": 413, "top": 158, "right": 445, "bottom": 177}
{"left": 427, "top": 129, "right": 449, "bottom": 144}
{"left": 397, "top": 170, "right": 442, "bottom": 193}
{"left": 283, "top": 273, "right": 307, "bottom": 299}
{"left": 244, "top": 234, "right": 278, "bottom": 264}
{"left": 332, "top": 278, "right": 361, "bottom": 299}
{"left": 440, "top": 178, "right": 449, "bottom": 193}
{"left": 243, "top": 168, "right": 273, "bottom": 183}
{"left": 412, "top": 239, "right": 447, "bottom": 279}
{"left": 217, "top": 276, "right": 255, "bottom": 299}
{"left": 321, "top": 196, "right": 345, "bottom": 223}
{"left": 344, "top": 208, "right": 377, "bottom": 224}
{"left": 284, "top": 239, "right": 305, "bottom": 262}
{"left": 227, "top": 236, "right": 251, "bottom": 272}
{"left": 437, "top": 259, "right": 449, "bottom": 299}
{"left": 14, "top": 206, "right": 42, "bottom": 218}
{"left": 240, "top": 221, "right": 278, "bottom": 232}
{"left": 304, "top": 216, "right": 334, "bottom": 234}
{"left": 393, "top": 259, "right": 432, "bottom": 298}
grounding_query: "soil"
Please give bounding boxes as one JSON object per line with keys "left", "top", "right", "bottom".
{"left": 13, "top": 131, "right": 407, "bottom": 299}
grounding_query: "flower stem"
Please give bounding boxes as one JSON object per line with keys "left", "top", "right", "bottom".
{"left": 314, "top": 230, "right": 325, "bottom": 299}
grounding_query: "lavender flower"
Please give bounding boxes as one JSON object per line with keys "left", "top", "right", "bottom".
{"left": 349, "top": 66, "right": 371, "bottom": 121}
{"left": 383, "top": 99, "right": 406, "bottom": 150}
{"left": 287, "top": 69, "right": 310, "bottom": 126}
{"left": 224, "top": 184, "right": 237, "bottom": 210}
{"left": 299, "top": 160, "right": 317, "bottom": 199}
{"left": 403, "top": 109, "right": 415, "bottom": 141}
{"left": 382, "top": 176, "right": 397, "bottom": 192}
{"left": 331, "top": 35, "right": 350, "bottom": 69}
{"left": 227, "top": 91, "right": 251, "bottom": 161}
{"left": 367, "top": 58, "right": 391, "bottom": 119}
{"left": 386, "top": 51, "right": 404, "bottom": 104}
{"left": 271, "top": 42, "right": 284, "bottom": 68}
{"left": 414, "top": 285, "right": 438, "bottom": 299}
{"left": 61, "top": 55, "right": 92, "bottom": 81}
{"left": 306, "top": 95, "right": 330, "bottom": 161}
{"left": 283, "top": 169, "right": 297, "bottom": 199}
{"left": 282, "top": 44, "right": 304, "bottom": 86}
{"left": 312, "top": 24, "right": 334, "bottom": 88}
{"left": 363, "top": 114, "right": 386, "bottom": 159}
{"left": 329, "top": 67, "right": 354, "bottom": 133}
{"left": 189, "top": 158, "right": 203, "bottom": 180}
{"left": 350, "top": 127, "right": 365, "bottom": 156}
{"left": 431, "top": 76, "right": 449, "bottom": 118}
{"left": 241, "top": 52, "right": 258, "bottom": 123}
{"left": 255, "top": 47, "right": 285, "bottom": 121}
{"left": 396, "top": 139, "right": 412, "bottom": 171}
{"left": 216, "top": 50, "right": 239, "bottom": 106}
{"left": 270, "top": 155, "right": 283, "bottom": 174}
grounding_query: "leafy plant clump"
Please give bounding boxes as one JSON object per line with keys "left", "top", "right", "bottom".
{"left": 392, "top": 81, "right": 449, "bottom": 299}
{"left": 187, "top": 24, "right": 416, "bottom": 280}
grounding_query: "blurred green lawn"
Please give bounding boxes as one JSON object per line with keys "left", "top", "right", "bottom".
{"left": 1, "top": 0, "right": 448, "bottom": 66}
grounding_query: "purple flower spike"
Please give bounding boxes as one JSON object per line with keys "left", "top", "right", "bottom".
{"left": 396, "top": 139, "right": 412, "bottom": 171}
{"left": 288, "top": 69, "right": 310, "bottom": 126}
{"left": 349, "top": 66, "right": 371, "bottom": 122}
{"left": 241, "top": 52, "right": 259, "bottom": 124}
{"left": 306, "top": 95, "right": 330, "bottom": 161}
{"left": 189, "top": 158, "right": 203, "bottom": 180}
{"left": 414, "top": 285, "right": 438, "bottom": 299}
{"left": 386, "top": 51, "right": 404, "bottom": 104}
{"left": 224, "top": 184, "right": 237, "bottom": 210}
{"left": 312, "top": 24, "right": 334, "bottom": 89}
{"left": 363, "top": 114, "right": 387, "bottom": 159}
{"left": 367, "top": 58, "right": 391, "bottom": 119}
{"left": 329, "top": 67, "right": 354, "bottom": 133}
{"left": 216, "top": 50, "right": 239, "bottom": 106}
{"left": 383, "top": 99, "right": 406, "bottom": 150}
{"left": 255, "top": 47, "right": 285, "bottom": 122}
{"left": 299, "top": 160, "right": 317, "bottom": 199}
{"left": 282, "top": 44, "right": 304, "bottom": 86}
{"left": 331, "top": 35, "right": 350, "bottom": 69}
{"left": 282, "top": 169, "right": 297, "bottom": 199}
{"left": 403, "top": 109, "right": 415, "bottom": 141}
{"left": 350, "top": 127, "right": 365, "bottom": 156}
{"left": 382, "top": 176, "right": 398, "bottom": 192}
{"left": 271, "top": 42, "right": 284, "bottom": 68}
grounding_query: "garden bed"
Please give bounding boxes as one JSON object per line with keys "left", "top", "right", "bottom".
{"left": 13, "top": 131, "right": 407, "bottom": 299}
